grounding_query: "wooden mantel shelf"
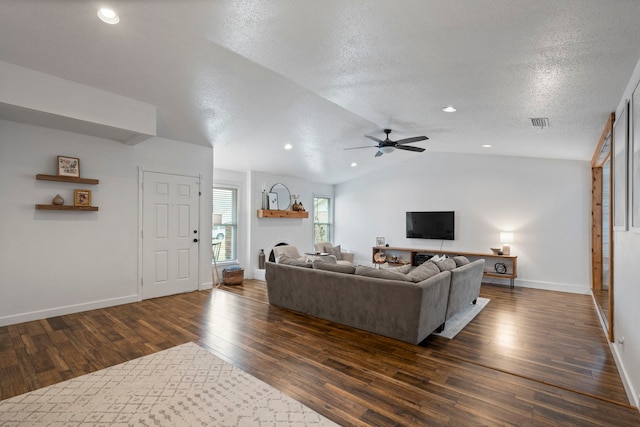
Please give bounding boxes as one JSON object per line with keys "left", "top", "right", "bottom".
{"left": 257, "top": 209, "right": 308, "bottom": 218}
{"left": 36, "top": 174, "right": 99, "bottom": 185}
{"left": 36, "top": 204, "right": 99, "bottom": 211}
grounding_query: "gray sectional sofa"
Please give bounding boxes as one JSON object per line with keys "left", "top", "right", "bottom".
{"left": 265, "top": 257, "right": 485, "bottom": 345}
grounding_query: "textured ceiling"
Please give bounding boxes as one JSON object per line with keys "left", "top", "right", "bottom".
{"left": 1, "top": 1, "right": 640, "bottom": 184}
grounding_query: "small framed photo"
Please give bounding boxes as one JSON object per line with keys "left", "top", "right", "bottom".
{"left": 74, "top": 189, "right": 92, "bottom": 207}
{"left": 376, "top": 237, "right": 385, "bottom": 246}
{"left": 58, "top": 156, "right": 80, "bottom": 177}
{"left": 268, "top": 192, "right": 278, "bottom": 210}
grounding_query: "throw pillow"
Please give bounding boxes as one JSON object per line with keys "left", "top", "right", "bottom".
{"left": 453, "top": 256, "right": 470, "bottom": 267}
{"left": 382, "top": 263, "right": 412, "bottom": 274}
{"left": 435, "top": 258, "right": 457, "bottom": 272}
{"left": 325, "top": 245, "right": 343, "bottom": 260}
{"left": 312, "top": 260, "right": 356, "bottom": 274}
{"left": 406, "top": 261, "right": 441, "bottom": 282}
{"left": 354, "top": 266, "right": 413, "bottom": 282}
{"left": 277, "top": 255, "right": 312, "bottom": 268}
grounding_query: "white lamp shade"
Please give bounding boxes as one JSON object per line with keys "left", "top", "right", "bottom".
{"left": 213, "top": 214, "right": 223, "bottom": 225}
{"left": 500, "top": 232, "right": 514, "bottom": 243}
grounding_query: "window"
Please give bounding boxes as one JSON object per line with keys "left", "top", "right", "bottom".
{"left": 313, "top": 196, "right": 331, "bottom": 244}
{"left": 213, "top": 187, "right": 238, "bottom": 262}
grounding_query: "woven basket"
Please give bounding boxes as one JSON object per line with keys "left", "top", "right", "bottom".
{"left": 223, "top": 267, "right": 244, "bottom": 285}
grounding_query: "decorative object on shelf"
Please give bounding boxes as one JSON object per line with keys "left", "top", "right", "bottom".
{"left": 376, "top": 236, "right": 385, "bottom": 246}
{"left": 374, "top": 250, "right": 386, "bottom": 263}
{"left": 297, "top": 202, "right": 305, "bottom": 212}
{"left": 390, "top": 255, "right": 398, "bottom": 263}
{"left": 261, "top": 183, "right": 267, "bottom": 209}
{"left": 58, "top": 156, "right": 80, "bottom": 177}
{"left": 52, "top": 194, "right": 64, "bottom": 205}
{"left": 269, "top": 183, "right": 291, "bottom": 210}
{"left": 258, "top": 249, "right": 266, "bottom": 269}
{"left": 490, "top": 247, "right": 502, "bottom": 255}
{"left": 494, "top": 262, "right": 507, "bottom": 274}
{"left": 268, "top": 192, "right": 278, "bottom": 210}
{"left": 74, "top": 189, "right": 92, "bottom": 207}
{"left": 291, "top": 194, "right": 300, "bottom": 211}
{"left": 500, "top": 232, "right": 513, "bottom": 255}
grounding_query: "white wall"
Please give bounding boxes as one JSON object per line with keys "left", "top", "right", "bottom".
{"left": 610, "top": 56, "right": 640, "bottom": 408}
{"left": 335, "top": 152, "right": 592, "bottom": 293}
{"left": 249, "top": 171, "right": 333, "bottom": 278}
{"left": 0, "top": 119, "right": 213, "bottom": 326}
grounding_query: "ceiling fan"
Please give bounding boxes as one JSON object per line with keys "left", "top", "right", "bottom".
{"left": 345, "top": 129, "right": 429, "bottom": 157}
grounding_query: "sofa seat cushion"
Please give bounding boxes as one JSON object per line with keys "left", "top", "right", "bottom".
{"left": 277, "top": 255, "right": 312, "bottom": 268}
{"left": 313, "top": 259, "right": 356, "bottom": 274}
{"left": 354, "top": 265, "right": 413, "bottom": 282}
{"left": 406, "top": 261, "right": 440, "bottom": 282}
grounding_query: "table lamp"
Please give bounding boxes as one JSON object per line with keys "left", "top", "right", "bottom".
{"left": 500, "top": 232, "right": 513, "bottom": 255}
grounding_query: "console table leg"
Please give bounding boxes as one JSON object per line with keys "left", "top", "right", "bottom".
{"left": 510, "top": 278, "right": 514, "bottom": 289}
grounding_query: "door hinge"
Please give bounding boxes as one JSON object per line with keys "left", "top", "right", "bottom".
{"left": 140, "top": 278, "right": 143, "bottom": 286}
{"left": 199, "top": 191, "right": 201, "bottom": 196}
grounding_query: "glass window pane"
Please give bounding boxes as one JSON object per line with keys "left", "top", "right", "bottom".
{"left": 213, "top": 187, "right": 237, "bottom": 262}
{"left": 313, "top": 197, "right": 331, "bottom": 244}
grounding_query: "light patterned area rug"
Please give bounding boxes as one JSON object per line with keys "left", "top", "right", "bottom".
{"left": 0, "top": 342, "right": 338, "bottom": 426}
{"left": 433, "top": 297, "right": 490, "bottom": 339}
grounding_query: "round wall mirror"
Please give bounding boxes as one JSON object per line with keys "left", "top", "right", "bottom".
{"left": 270, "top": 183, "right": 291, "bottom": 210}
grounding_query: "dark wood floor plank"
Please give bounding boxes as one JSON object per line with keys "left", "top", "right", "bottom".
{"left": 1, "top": 280, "right": 638, "bottom": 426}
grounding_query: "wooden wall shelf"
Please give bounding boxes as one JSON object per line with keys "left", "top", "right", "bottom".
{"left": 257, "top": 209, "right": 308, "bottom": 218}
{"left": 36, "top": 204, "right": 99, "bottom": 211}
{"left": 36, "top": 174, "right": 99, "bottom": 185}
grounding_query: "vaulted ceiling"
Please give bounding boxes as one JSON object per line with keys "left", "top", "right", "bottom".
{"left": 2, "top": 1, "right": 640, "bottom": 184}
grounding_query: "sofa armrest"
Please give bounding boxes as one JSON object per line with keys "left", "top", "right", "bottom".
{"left": 341, "top": 251, "right": 355, "bottom": 263}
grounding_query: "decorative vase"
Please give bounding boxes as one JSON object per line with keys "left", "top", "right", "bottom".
{"left": 261, "top": 190, "right": 267, "bottom": 209}
{"left": 52, "top": 194, "right": 64, "bottom": 205}
{"left": 258, "top": 249, "right": 266, "bottom": 269}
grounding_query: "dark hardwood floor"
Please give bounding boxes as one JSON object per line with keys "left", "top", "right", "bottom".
{"left": 1, "top": 280, "right": 639, "bottom": 426}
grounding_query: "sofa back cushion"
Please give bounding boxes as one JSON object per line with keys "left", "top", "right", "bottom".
{"left": 277, "top": 255, "right": 312, "bottom": 268}
{"left": 312, "top": 259, "right": 356, "bottom": 274}
{"left": 355, "top": 266, "right": 413, "bottom": 282}
{"left": 435, "top": 258, "right": 457, "bottom": 271}
{"left": 406, "top": 261, "right": 441, "bottom": 282}
{"left": 382, "top": 263, "right": 412, "bottom": 274}
{"left": 453, "top": 256, "right": 470, "bottom": 267}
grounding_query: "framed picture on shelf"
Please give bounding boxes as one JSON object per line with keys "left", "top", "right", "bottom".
{"left": 376, "top": 237, "right": 385, "bottom": 246}
{"left": 74, "top": 189, "right": 92, "bottom": 207}
{"left": 58, "top": 156, "right": 80, "bottom": 177}
{"left": 268, "top": 192, "right": 278, "bottom": 210}
{"left": 613, "top": 102, "right": 629, "bottom": 231}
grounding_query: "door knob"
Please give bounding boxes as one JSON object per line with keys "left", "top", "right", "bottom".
{"left": 193, "top": 238, "right": 199, "bottom": 242}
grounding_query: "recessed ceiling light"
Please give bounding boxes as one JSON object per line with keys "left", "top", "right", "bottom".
{"left": 284, "top": 144, "right": 293, "bottom": 150}
{"left": 97, "top": 8, "right": 120, "bottom": 24}
{"left": 482, "top": 144, "right": 492, "bottom": 148}
{"left": 443, "top": 106, "right": 456, "bottom": 113}
{"left": 350, "top": 162, "right": 357, "bottom": 167}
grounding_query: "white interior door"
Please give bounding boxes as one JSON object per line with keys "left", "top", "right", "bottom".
{"left": 142, "top": 171, "right": 200, "bottom": 299}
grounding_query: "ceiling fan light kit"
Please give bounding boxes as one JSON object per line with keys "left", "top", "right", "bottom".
{"left": 345, "top": 128, "right": 429, "bottom": 157}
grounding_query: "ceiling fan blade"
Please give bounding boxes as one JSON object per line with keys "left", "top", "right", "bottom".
{"left": 395, "top": 136, "right": 429, "bottom": 145}
{"left": 395, "top": 145, "right": 426, "bottom": 153}
{"left": 365, "top": 135, "right": 384, "bottom": 143}
{"left": 344, "top": 145, "right": 378, "bottom": 150}
{"left": 375, "top": 150, "right": 384, "bottom": 157}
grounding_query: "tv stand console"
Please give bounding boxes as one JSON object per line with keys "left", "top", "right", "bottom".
{"left": 371, "top": 246, "right": 518, "bottom": 288}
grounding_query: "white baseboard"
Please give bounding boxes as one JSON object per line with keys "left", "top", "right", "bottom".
{"left": 200, "top": 282, "right": 214, "bottom": 290}
{"left": 253, "top": 268, "right": 266, "bottom": 281}
{"left": 611, "top": 341, "right": 640, "bottom": 409}
{"left": 482, "top": 277, "right": 590, "bottom": 294}
{"left": 0, "top": 294, "right": 139, "bottom": 327}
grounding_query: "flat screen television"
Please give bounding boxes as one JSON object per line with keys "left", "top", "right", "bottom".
{"left": 406, "top": 211, "right": 455, "bottom": 240}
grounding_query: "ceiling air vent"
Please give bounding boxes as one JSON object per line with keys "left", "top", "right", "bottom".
{"left": 530, "top": 117, "right": 549, "bottom": 129}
